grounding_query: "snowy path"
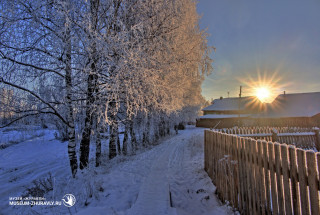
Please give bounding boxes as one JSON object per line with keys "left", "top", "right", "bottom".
{"left": 126, "top": 127, "right": 233, "bottom": 215}
{"left": 1, "top": 127, "right": 233, "bottom": 215}
{"left": 126, "top": 139, "right": 173, "bottom": 215}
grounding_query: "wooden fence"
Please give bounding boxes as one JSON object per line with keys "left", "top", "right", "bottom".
{"left": 215, "top": 127, "right": 320, "bottom": 151}
{"left": 204, "top": 130, "right": 320, "bottom": 215}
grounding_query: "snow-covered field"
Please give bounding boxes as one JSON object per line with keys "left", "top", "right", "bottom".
{"left": 0, "top": 126, "right": 234, "bottom": 215}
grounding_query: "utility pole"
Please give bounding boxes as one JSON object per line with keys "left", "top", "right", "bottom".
{"left": 228, "top": 91, "right": 230, "bottom": 98}
{"left": 238, "top": 86, "right": 242, "bottom": 119}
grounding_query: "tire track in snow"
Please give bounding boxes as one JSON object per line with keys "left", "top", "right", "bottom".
{"left": 126, "top": 128, "right": 232, "bottom": 215}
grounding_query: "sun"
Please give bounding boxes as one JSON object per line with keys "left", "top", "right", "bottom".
{"left": 255, "top": 87, "right": 271, "bottom": 102}
{"left": 237, "top": 69, "right": 291, "bottom": 105}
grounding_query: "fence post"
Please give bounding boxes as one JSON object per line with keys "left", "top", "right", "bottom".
{"left": 313, "top": 128, "right": 320, "bottom": 151}
{"left": 272, "top": 128, "right": 278, "bottom": 142}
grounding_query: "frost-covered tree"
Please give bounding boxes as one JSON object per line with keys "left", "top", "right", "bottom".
{"left": 0, "top": 0, "right": 213, "bottom": 175}
{"left": 0, "top": 0, "right": 79, "bottom": 177}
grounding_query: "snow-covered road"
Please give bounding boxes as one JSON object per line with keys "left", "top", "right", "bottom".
{"left": 127, "top": 127, "right": 233, "bottom": 215}
{"left": 78, "top": 127, "right": 233, "bottom": 215}
{"left": 1, "top": 127, "right": 233, "bottom": 215}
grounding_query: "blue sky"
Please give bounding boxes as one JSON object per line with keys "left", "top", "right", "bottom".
{"left": 197, "top": 0, "right": 320, "bottom": 101}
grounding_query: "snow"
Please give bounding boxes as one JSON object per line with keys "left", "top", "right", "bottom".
{"left": 237, "top": 132, "right": 315, "bottom": 137}
{"left": 0, "top": 126, "right": 234, "bottom": 215}
{"left": 202, "top": 97, "right": 258, "bottom": 111}
{"left": 199, "top": 114, "right": 250, "bottom": 119}
{"left": 277, "top": 132, "right": 315, "bottom": 136}
{"left": 257, "top": 92, "right": 320, "bottom": 118}
{"left": 0, "top": 126, "right": 46, "bottom": 149}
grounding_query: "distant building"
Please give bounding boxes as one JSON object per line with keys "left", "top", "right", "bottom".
{"left": 197, "top": 92, "right": 320, "bottom": 128}
{"left": 255, "top": 92, "right": 320, "bottom": 127}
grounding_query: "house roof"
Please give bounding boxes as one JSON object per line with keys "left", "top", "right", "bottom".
{"left": 202, "top": 96, "right": 261, "bottom": 112}
{"left": 258, "top": 92, "right": 320, "bottom": 118}
{"left": 199, "top": 114, "right": 251, "bottom": 119}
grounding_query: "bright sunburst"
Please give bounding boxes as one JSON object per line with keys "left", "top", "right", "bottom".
{"left": 238, "top": 69, "right": 290, "bottom": 104}
{"left": 255, "top": 87, "right": 271, "bottom": 102}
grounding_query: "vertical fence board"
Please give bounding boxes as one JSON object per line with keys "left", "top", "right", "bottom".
{"left": 263, "top": 140, "right": 272, "bottom": 215}
{"left": 257, "top": 140, "right": 266, "bottom": 215}
{"left": 289, "top": 146, "right": 301, "bottom": 215}
{"left": 297, "top": 149, "right": 310, "bottom": 215}
{"left": 225, "top": 135, "right": 231, "bottom": 204}
{"left": 280, "top": 144, "right": 292, "bottom": 215}
{"left": 210, "top": 132, "right": 214, "bottom": 178}
{"left": 306, "top": 151, "right": 319, "bottom": 215}
{"left": 274, "top": 143, "right": 285, "bottom": 214}
{"left": 213, "top": 132, "right": 217, "bottom": 183}
{"left": 223, "top": 134, "right": 228, "bottom": 202}
{"left": 232, "top": 135, "right": 239, "bottom": 208}
{"left": 209, "top": 131, "right": 212, "bottom": 177}
{"left": 218, "top": 133, "right": 223, "bottom": 201}
{"left": 268, "top": 142, "right": 279, "bottom": 215}
{"left": 317, "top": 153, "right": 320, "bottom": 204}
{"left": 240, "top": 138, "right": 247, "bottom": 213}
{"left": 253, "top": 139, "right": 261, "bottom": 215}
{"left": 236, "top": 137, "right": 243, "bottom": 212}
{"left": 245, "top": 138, "right": 253, "bottom": 213}
{"left": 203, "top": 130, "right": 209, "bottom": 172}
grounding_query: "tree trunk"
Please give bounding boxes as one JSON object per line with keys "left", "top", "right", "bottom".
{"left": 109, "top": 122, "right": 117, "bottom": 159}
{"left": 95, "top": 120, "right": 101, "bottom": 167}
{"left": 159, "top": 115, "right": 165, "bottom": 137}
{"left": 153, "top": 117, "right": 159, "bottom": 141}
{"left": 117, "top": 133, "right": 121, "bottom": 155}
{"left": 122, "top": 121, "right": 128, "bottom": 155}
{"left": 64, "top": 0, "right": 77, "bottom": 177}
{"left": 79, "top": 0, "right": 99, "bottom": 169}
{"left": 166, "top": 120, "right": 170, "bottom": 135}
{"left": 129, "top": 120, "right": 137, "bottom": 153}
{"left": 142, "top": 114, "right": 150, "bottom": 147}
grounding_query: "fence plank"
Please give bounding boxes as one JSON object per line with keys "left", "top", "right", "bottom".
{"left": 236, "top": 137, "right": 243, "bottom": 212}
{"left": 317, "top": 153, "right": 320, "bottom": 205}
{"left": 224, "top": 134, "right": 229, "bottom": 202}
{"left": 274, "top": 143, "right": 285, "bottom": 214}
{"left": 280, "top": 144, "right": 292, "bottom": 215}
{"left": 268, "top": 142, "right": 279, "bottom": 215}
{"left": 306, "top": 151, "right": 319, "bottom": 215}
{"left": 289, "top": 146, "right": 301, "bottom": 215}
{"left": 240, "top": 138, "right": 247, "bottom": 213}
{"left": 297, "top": 149, "right": 310, "bottom": 215}
{"left": 205, "top": 130, "right": 209, "bottom": 173}
{"left": 218, "top": 133, "right": 223, "bottom": 200}
{"left": 235, "top": 136, "right": 241, "bottom": 209}
{"left": 209, "top": 131, "right": 213, "bottom": 178}
{"left": 232, "top": 135, "right": 239, "bottom": 208}
{"left": 263, "top": 140, "right": 272, "bottom": 215}
{"left": 212, "top": 132, "right": 217, "bottom": 183}
{"left": 257, "top": 140, "right": 266, "bottom": 215}
{"left": 253, "top": 139, "right": 262, "bottom": 215}
{"left": 245, "top": 138, "right": 253, "bottom": 213}
{"left": 225, "top": 135, "right": 230, "bottom": 203}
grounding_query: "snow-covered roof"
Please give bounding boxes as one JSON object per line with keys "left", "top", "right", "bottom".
{"left": 202, "top": 96, "right": 261, "bottom": 111}
{"left": 199, "top": 114, "right": 251, "bottom": 119}
{"left": 258, "top": 92, "right": 320, "bottom": 118}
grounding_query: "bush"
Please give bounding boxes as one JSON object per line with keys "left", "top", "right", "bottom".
{"left": 22, "top": 173, "right": 54, "bottom": 198}
{"left": 178, "top": 123, "right": 185, "bottom": 130}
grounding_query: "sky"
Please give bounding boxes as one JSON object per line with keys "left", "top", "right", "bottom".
{"left": 197, "top": 0, "right": 320, "bottom": 101}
